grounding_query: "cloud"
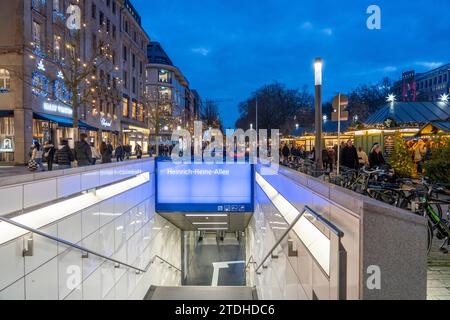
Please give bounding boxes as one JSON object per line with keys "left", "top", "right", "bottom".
{"left": 321, "top": 28, "right": 333, "bottom": 36}
{"left": 191, "top": 47, "right": 211, "bottom": 57}
{"left": 381, "top": 66, "right": 397, "bottom": 73}
{"left": 301, "top": 21, "right": 313, "bottom": 30}
{"left": 415, "top": 61, "right": 444, "bottom": 69}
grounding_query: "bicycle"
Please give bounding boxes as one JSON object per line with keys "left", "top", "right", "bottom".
{"left": 399, "top": 178, "right": 450, "bottom": 254}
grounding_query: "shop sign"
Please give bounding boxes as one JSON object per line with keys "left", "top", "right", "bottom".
{"left": 43, "top": 102, "right": 73, "bottom": 116}
{"left": 0, "top": 137, "right": 13, "bottom": 152}
{"left": 101, "top": 118, "right": 112, "bottom": 127}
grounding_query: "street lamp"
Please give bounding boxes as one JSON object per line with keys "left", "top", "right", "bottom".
{"left": 314, "top": 58, "right": 323, "bottom": 168}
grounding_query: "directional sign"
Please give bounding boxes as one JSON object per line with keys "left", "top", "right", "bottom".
{"left": 332, "top": 94, "right": 349, "bottom": 122}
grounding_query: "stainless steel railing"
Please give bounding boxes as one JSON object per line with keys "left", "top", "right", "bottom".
{"left": 0, "top": 216, "right": 181, "bottom": 274}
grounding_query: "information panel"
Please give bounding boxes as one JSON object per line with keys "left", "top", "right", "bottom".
{"left": 155, "top": 160, "right": 254, "bottom": 212}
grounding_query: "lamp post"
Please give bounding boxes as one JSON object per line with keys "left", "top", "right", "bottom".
{"left": 314, "top": 58, "right": 323, "bottom": 169}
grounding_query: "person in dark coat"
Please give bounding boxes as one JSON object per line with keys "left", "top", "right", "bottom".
{"left": 369, "top": 143, "right": 386, "bottom": 168}
{"left": 73, "top": 133, "right": 92, "bottom": 167}
{"left": 115, "top": 144, "right": 124, "bottom": 162}
{"left": 55, "top": 140, "right": 74, "bottom": 169}
{"left": 44, "top": 141, "right": 56, "bottom": 171}
{"left": 341, "top": 140, "right": 359, "bottom": 169}
{"left": 100, "top": 141, "right": 113, "bottom": 163}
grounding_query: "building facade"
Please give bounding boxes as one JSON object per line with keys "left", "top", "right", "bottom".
{"left": 146, "top": 41, "right": 197, "bottom": 142}
{"left": 393, "top": 64, "right": 450, "bottom": 102}
{"left": 0, "top": 0, "right": 150, "bottom": 165}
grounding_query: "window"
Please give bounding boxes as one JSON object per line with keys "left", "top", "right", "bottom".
{"left": 112, "top": 24, "right": 116, "bottom": 39}
{"left": 53, "top": 0, "right": 60, "bottom": 11}
{"left": 123, "top": 45, "right": 127, "bottom": 61}
{"left": 0, "top": 69, "right": 11, "bottom": 91}
{"left": 53, "top": 34, "right": 62, "bottom": 60}
{"left": 123, "top": 71, "right": 128, "bottom": 88}
{"left": 132, "top": 101, "right": 137, "bottom": 119}
{"left": 32, "top": 21, "right": 42, "bottom": 49}
{"left": 123, "top": 97, "right": 129, "bottom": 117}
{"left": 139, "top": 104, "right": 144, "bottom": 121}
{"left": 100, "top": 99, "right": 104, "bottom": 113}
{"left": 92, "top": 33, "right": 97, "bottom": 52}
{"left": 140, "top": 61, "right": 143, "bottom": 75}
{"left": 444, "top": 74, "right": 448, "bottom": 82}
{"left": 124, "top": 20, "right": 129, "bottom": 33}
{"left": 112, "top": 50, "right": 116, "bottom": 65}
{"left": 53, "top": 79, "right": 68, "bottom": 101}
{"left": 132, "top": 77, "right": 136, "bottom": 94}
{"left": 159, "top": 86, "right": 172, "bottom": 100}
{"left": 107, "top": 19, "right": 110, "bottom": 33}
{"left": 113, "top": 104, "right": 117, "bottom": 117}
{"left": 158, "top": 69, "right": 172, "bottom": 84}
{"left": 133, "top": 31, "right": 137, "bottom": 42}
{"left": 31, "top": 71, "right": 49, "bottom": 97}
{"left": 92, "top": 4, "right": 96, "bottom": 19}
{"left": 106, "top": 0, "right": 111, "bottom": 7}
{"left": 112, "top": 2, "right": 116, "bottom": 14}
{"left": 106, "top": 102, "right": 111, "bottom": 115}
{"left": 132, "top": 53, "right": 136, "bottom": 68}
{"left": 99, "top": 11, "right": 104, "bottom": 26}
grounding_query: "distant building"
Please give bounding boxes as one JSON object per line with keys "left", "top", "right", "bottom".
{"left": 146, "top": 42, "right": 197, "bottom": 141}
{"left": 393, "top": 64, "right": 450, "bottom": 102}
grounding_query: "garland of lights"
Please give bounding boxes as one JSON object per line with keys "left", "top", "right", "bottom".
{"left": 53, "top": 79, "right": 69, "bottom": 101}
{"left": 31, "top": 71, "right": 49, "bottom": 97}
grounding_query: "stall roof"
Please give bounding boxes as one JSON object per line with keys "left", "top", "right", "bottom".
{"left": 365, "top": 102, "right": 450, "bottom": 126}
{"left": 418, "top": 121, "right": 450, "bottom": 136}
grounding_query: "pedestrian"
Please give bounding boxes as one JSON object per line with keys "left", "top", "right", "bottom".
{"left": 100, "top": 141, "right": 113, "bottom": 163}
{"left": 30, "top": 141, "right": 45, "bottom": 171}
{"left": 115, "top": 143, "right": 124, "bottom": 162}
{"left": 74, "top": 133, "right": 92, "bottom": 167}
{"left": 327, "top": 147, "right": 335, "bottom": 172}
{"left": 341, "top": 140, "right": 359, "bottom": 169}
{"left": 135, "top": 143, "right": 143, "bottom": 159}
{"left": 90, "top": 142, "right": 101, "bottom": 165}
{"left": 55, "top": 140, "right": 74, "bottom": 169}
{"left": 369, "top": 143, "right": 386, "bottom": 168}
{"left": 282, "top": 144, "right": 290, "bottom": 163}
{"left": 357, "top": 147, "right": 369, "bottom": 168}
{"left": 414, "top": 139, "right": 426, "bottom": 174}
{"left": 322, "top": 148, "right": 330, "bottom": 170}
{"left": 44, "top": 141, "right": 56, "bottom": 171}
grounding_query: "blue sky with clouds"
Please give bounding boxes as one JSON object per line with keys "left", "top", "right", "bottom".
{"left": 132, "top": 0, "right": 450, "bottom": 128}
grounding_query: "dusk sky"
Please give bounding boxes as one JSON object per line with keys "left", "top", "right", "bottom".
{"left": 133, "top": 0, "right": 450, "bottom": 128}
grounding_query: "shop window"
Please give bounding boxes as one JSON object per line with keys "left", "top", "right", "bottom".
{"left": 32, "top": 21, "right": 42, "bottom": 50}
{"left": 132, "top": 101, "right": 137, "bottom": 119}
{"left": 0, "top": 69, "right": 11, "bottom": 92}
{"left": 123, "top": 97, "right": 129, "bottom": 117}
{"left": 158, "top": 69, "right": 172, "bottom": 84}
{"left": 31, "top": 71, "right": 49, "bottom": 97}
{"left": 53, "top": 34, "right": 62, "bottom": 60}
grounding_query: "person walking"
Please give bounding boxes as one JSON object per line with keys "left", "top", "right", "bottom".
{"left": 327, "top": 147, "right": 336, "bottom": 172}
{"left": 115, "top": 143, "right": 124, "bottom": 162}
{"left": 30, "top": 141, "right": 45, "bottom": 171}
{"left": 357, "top": 147, "right": 369, "bottom": 168}
{"left": 55, "top": 140, "right": 74, "bottom": 169}
{"left": 90, "top": 142, "right": 101, "bottom": 165}
{"left": 282, "top": 144, "right": 290, "bottom": 163}
{"left": 44, "top": 141, "right": 56, "bottom": 171}
{"left": 74, "top": 133, "right": 92, "bottom": 167}
{"left": 100, "top": 141, "right": 113, "bottom": 163}
{"left": 369, "top": 143, "right": 386, "bottom": 168}
{"left": 341, "top": 140, "right": 359, "bottom": 169}
{"left": 135, "top": 144, "right": 143, "bottom": 159}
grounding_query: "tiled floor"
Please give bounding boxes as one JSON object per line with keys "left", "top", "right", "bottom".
{"left": 427, "top": 237, "right": 450, "bottom": 300}
{"left": 184, "top": 233, "right": 246, "bottom": 287}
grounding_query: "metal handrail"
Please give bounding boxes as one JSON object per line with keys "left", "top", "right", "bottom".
{"left": 0, "top": 216, "right": 181, "bottom": 274}
{"left": 152, "top": 255, "right": 182, "bottom": 273}
{"left": 248, "top": 206, "right": 343, "bottom": 275}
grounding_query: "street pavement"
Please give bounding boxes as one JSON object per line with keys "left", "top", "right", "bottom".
{"left": 428, "top": 238, "right": 450, "bottom": 300}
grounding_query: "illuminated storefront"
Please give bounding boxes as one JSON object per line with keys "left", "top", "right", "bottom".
{"left": 122, "top": 124, "right": 150, "bottom": 154}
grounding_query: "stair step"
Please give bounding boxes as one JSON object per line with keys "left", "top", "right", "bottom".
{"left": 145, "top": 286, "right": 256, "bottom": 300}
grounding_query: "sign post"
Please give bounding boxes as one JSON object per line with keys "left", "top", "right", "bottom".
{"left": 332, "top": 94, "right": 349, "bottom": 175}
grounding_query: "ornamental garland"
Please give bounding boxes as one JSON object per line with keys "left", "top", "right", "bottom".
{"left": 31, "top": 71, "right": 49, "bottom": 97}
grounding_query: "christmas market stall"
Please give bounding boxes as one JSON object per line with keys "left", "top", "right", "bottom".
{"left": 352, "top": 101, "right": 450, "bottom": 157}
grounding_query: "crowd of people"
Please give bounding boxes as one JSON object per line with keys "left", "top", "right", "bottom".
{"left": 280, "top": 140, "right": 387, "bottom": 171}
{"left": 28, "top": 133, "right": 146, "bottom": 172}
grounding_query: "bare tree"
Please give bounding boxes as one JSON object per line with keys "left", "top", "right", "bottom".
{"left": 201, "top": 99, "right": 223, "bottom": 131}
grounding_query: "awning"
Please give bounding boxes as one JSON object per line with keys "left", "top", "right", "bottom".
{"left": 34, "top": 113, "right": 99, "bottom": 131}
{"left": 0, "top": 110, "right": 13, "bottom": 117}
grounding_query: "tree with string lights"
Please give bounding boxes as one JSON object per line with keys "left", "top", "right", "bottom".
{"left": 24, "top": 5, "right": 122, "bottom": 136}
